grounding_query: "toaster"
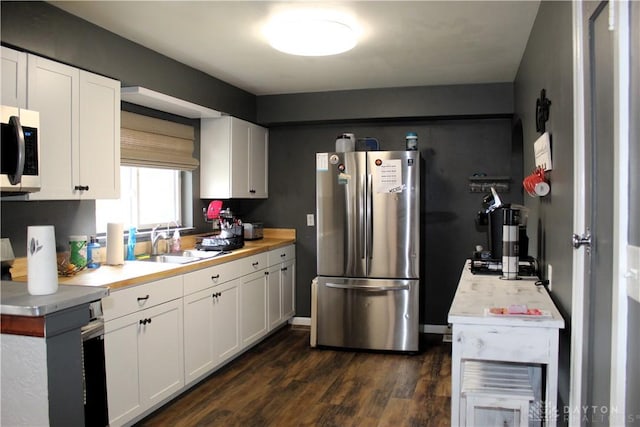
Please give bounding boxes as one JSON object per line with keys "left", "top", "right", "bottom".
{"left": 243, "top": 222, "right": 264, "bottom": 240}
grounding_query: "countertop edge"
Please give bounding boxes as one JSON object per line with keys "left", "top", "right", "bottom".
{"left": 12, "top": 235, "right": 296, "bottom": 292}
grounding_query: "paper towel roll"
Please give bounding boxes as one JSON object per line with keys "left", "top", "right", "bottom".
{"left": 106, "top": 222, "right": 124, "bottom": 265}
{"left": 27, "top": 225, "right": 59, "bottom": 295}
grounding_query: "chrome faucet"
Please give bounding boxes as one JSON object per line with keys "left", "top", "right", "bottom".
{"left": 151, "top": 224, "right": 168, "bottom": 255}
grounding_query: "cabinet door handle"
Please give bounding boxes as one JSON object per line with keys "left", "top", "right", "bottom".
{"left": 264, "top": 271, "right": 269, "bottom": 276}
{"left": 139, "top": 318, "right": 152, "bottom": 325}
{"left": 137, "top": 295, "right": 150, "bottom": 303}
{"left": 211, "top": 274, "right": 220, "bottom": 280}
{"left": 281, "top": 267, "right": 288, "bottom": 272}
{"left": 249, "top": 189, "right": 256, "bottom": 194}
{"left": 74, "top": 185, "right": 90, "bottom": 191}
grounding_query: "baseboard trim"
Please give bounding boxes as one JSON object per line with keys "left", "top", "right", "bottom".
{"left": 290, "top": 317, "right": 448, "bottom": 335}
{"left": 420, "top": 324, "right": 449, "bottom": 334}
{"left": 289, "top": 317, "right": 311, "bottom": 326}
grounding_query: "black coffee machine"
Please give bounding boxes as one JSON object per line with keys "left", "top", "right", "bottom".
{"left": 473, "top": 188, "right": 532, "bottom": 275}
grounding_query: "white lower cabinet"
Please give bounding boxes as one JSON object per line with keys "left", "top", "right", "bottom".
{"left": 267, "top": 245, "right": 296, "bottom": 330}
{"left": 104, "top": 245, "right": 295, "bottom": 425}
{"left": 103, "top": 276, "right": 184, "bottom": 427}
{"left": 183, "top": 277, "right": 241, "bottom": 385}
{"left": 241, "top": 270, "right": 268, "bottom": 347}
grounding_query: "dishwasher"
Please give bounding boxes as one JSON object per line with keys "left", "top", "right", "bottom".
{"left": 81, "top": 301, "right": 109, "bottom": 426}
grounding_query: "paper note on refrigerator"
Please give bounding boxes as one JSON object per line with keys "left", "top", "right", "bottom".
{"left": 316, "top": 153, "right": 328, "bottom": 171}
{"left": 375, "top": 159, "right": 404, "bottom": 193}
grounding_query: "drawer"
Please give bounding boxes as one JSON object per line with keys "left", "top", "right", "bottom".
{"left": 268, "top": 245, "right": 295, "bottom": 265}
{"left": 103, "top": 275, "right": 183, "bottom": 321}
{"left": 454, "top": 325, "right": 554, "bottom": 364}
{"left": 234, "top": 252, "right": 268, "bottom": 274}
{"left": 183, "top": 260, "right": 243, "bottom": 295}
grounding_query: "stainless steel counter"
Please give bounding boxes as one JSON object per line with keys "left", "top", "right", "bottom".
{"left": 1, "top": 280, "right": 108, "bottom": 316}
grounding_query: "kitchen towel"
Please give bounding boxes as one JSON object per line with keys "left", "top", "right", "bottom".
{"left": 106, "top": 222, "right": 124, "bottom": 265}
{"left": 27, "top": 225, "right": 59, "bottom": 295}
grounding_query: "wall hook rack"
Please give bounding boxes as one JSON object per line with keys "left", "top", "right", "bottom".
{"left": 535, "top": 89, "right": 551, "bottom": 133}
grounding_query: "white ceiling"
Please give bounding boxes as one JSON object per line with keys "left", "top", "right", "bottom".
{"left": 50, "top": 1, "right": 540, "bottom": 96}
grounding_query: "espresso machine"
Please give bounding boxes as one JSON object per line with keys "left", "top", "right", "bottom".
{"left": 472, "top": 188, "right": 535, "bottom": 276}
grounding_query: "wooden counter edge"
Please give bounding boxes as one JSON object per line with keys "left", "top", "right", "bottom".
{"left": 10, "top": 230, "right": 296, "bottom": 292}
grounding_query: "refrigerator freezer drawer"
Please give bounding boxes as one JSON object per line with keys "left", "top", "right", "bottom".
{"left": 316, "top": 277, "right": 419, "bottom": 352}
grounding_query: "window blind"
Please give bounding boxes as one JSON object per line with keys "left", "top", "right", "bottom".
{"left": 121, "top": 111, "right": 198, "bottom": 171}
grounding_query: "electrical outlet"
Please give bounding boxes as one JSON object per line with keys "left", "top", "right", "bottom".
{"left": 547, "top": 264, "right": 553, "bottom": 292}
{"left": 306, "top": 214, "right": 315, "bottom": 227}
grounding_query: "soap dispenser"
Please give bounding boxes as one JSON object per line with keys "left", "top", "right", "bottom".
{"left": 171, "top": 229, "right": 181, "bottom": 252}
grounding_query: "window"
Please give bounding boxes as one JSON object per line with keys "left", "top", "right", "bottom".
{"left": 96, "top": 166, "right": 182, "bottom": 233}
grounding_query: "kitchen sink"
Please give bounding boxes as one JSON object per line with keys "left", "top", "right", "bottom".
{"left": 137, "top": 250, "right": 229, "bottom": 264}
{"left": 139, "top": 253, "right": 202, "bottom": 264}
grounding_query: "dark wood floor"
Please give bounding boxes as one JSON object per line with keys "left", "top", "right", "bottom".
{"left": 136, "top": 327, "right": 452, "bottom": 427}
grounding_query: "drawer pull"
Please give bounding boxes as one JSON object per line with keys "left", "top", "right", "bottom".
{"left": 74, "top": 185, "right": 90, "bottom": 191}
{"left": 281, "top": 267, "right": 288, "bottom": 272}
{"left": 280, "top": 253, "right": 286, "bottom": 258}
{"left": 211, "top": 274, "right": 220, "bottom": 280}
{"left": 137, "top": 295, "right": 150, "bottom": 303}
{"left": 252, "top": 262, "right": 259, "bottom": 267}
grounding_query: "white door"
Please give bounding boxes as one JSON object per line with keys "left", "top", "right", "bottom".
{"left": 571, "top": 1, "right": 631, "bottom": 424}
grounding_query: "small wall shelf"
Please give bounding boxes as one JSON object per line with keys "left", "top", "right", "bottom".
{"left": 468, "top": 176, "right": 511, "bottom": 193}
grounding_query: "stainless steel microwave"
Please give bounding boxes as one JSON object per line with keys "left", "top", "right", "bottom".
{"left": 1, "top": 105, "right": 40, "bottom": 194}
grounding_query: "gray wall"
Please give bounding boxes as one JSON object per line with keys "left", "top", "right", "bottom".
{"left": 258, "top": 83, "right": 513, "bottom": 124}
{"left": 513, "top": 0, "right": 574, "bottom": 413}
{"left": 223, "top": 118, "right": 521, "bottom": 323}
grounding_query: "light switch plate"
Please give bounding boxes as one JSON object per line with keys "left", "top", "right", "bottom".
{"left": 306, "top": 214, "right": 315, "bottom": 227}
{"left": 627, "top": 245, "right": 640, "bottom": 303}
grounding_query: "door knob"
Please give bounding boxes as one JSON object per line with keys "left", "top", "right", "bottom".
{"left": 572, "top": 228, "right": 592, "bottom": 250}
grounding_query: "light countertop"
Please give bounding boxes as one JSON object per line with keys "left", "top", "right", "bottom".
{"left": 11, "top": 229, "right": 296, "bottom": 291}
{"left": 1, "top": 281, "right": 108, "bottom": 316}
{"left": 447, "top": 260, "right": 565, "bottom": 328}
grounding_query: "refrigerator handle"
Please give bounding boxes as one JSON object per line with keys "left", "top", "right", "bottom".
{"left": 325, "top": 282, "right": 410, "bottom": 291}
{"left": 367, "top": 173, "right": 373, "bottom": 259}
{"left": 360, "top": 172, "right": 366, "bottom": 260}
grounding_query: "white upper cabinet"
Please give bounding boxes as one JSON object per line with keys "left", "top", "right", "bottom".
{"left": 78, "top": 71, "right": 121, "bottom": 199}
{"left": 200, "top": 116, "right": 268, "bottom": 199}
{"left": 25, "top": 54, "right": 120, "bottom": 200}
{"left": 1, "top": 46, "right": 27, "bottom": 108}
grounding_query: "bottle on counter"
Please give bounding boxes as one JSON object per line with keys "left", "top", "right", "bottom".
{"left": 87, "top": 236, "right": 101, "bottom": 269}
{"left": 171, "top": 229, "right": 181, "bottom": 252}
{"left": 127, "top": 227, "right": 137, "bottom": 261}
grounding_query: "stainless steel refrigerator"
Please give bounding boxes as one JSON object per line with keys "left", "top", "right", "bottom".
{"left": 315, "top": 150, "right": 420, "bottom": 351}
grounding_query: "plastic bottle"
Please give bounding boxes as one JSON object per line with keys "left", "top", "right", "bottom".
{"left": 405, "top": 132, "right": 418, "bottom": 151}
{"left": 87, "top": 236, "right": 101, "bottom": 269}
{"left": 171, "top": 229, "right": 181, "bottom": 252}
{"left": 127, "top": 227, "right": 137, "bottom": 260}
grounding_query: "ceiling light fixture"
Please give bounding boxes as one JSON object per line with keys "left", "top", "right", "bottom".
{"left": 264, "top": 9, "right": 358, "bottom": 56}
